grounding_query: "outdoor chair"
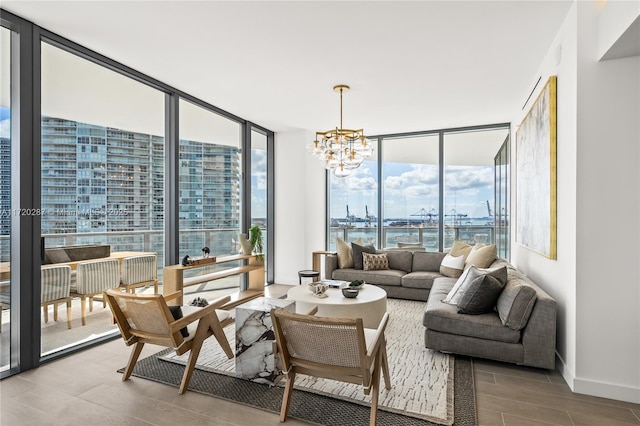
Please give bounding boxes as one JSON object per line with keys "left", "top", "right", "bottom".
{"left": 271, "top": 309, "right": 391, "bottom": 426}
{"left": 104, "top": 289, "right": 234, "bottom": 394}
{"left": 41, "top": 264, "right": 73, "bottom": 329}
{"left": 119, "top": 254, "right": 158, "bottom": 294}
{"left": 73, "top": 258, "right": 120, "bottom": 325}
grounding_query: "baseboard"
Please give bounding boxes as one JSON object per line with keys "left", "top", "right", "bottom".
{"left": 556, "top": 351, "right": 640, "bottom": 404}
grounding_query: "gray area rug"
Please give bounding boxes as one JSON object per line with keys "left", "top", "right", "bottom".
{"left": 119, "top": 299, "right": 477, "bottom": 425}
{"left": 162, "top": 298, "right": 455, "bottom": 424}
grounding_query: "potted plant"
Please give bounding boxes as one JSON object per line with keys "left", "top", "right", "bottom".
{"left": 249, "top": 225, "right": 264, "bottom": 262}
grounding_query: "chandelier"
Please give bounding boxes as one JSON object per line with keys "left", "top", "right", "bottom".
{"left": 307, "top": 85, "right": 374, "bottom": 177}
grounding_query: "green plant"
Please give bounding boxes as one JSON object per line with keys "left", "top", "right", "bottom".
{"left": 249, "top": 225, "right": 264, "bottom": 262}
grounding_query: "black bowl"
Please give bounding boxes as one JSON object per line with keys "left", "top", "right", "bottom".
{"left": 342, "top": 288, "right": 359, "bottom": 298}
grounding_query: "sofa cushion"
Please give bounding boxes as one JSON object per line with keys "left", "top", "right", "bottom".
{"left": 439, "top": 253, "right": 465, "bottom": 278}
{"left": 401, "top": 271, "right": 442, "bottom": 290}
{"left": 465, "top": 244, "right": 497, "bottom": 269}
{"left": 381, "top": 249, "right": 413, "bottom": 272}
{"left": 457, "top": 273, "right": 506, "bottom": 315}
{"left": 497, "top": 281, "right": 538, "bottom": 330}
{"left": 352, "top": 243, "right": 376, "bottom": 270}
{"left": 444, "top": 266, "right": 507, "bottom": 305}
{"left": 363, "top": 253, "right": 389, "bottom": 271}
{"left": 336, "top": 238, "right": 354, "bottom": 269}
{"left": 331, "top": 268, "right": 404, "bottom": 286}
{"left": 412, "top": 251, "right": 446, "bottom": 272}
{"left": 424, "top": 278, "right": 521, "bottom": 343}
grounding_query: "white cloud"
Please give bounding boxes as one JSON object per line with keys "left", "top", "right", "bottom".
{"left": 0, "top": 119, "right": 9, "bottom": 138}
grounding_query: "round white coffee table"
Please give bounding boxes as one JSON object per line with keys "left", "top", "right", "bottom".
{"left": 287, "top": 284, "right": 387, "bottom": 328}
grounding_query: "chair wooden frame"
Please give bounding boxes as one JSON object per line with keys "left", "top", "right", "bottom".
{"left": 271, "top": 309, "right": 391, "bottom": 426}
{"left": 104, "top": 288, "right": 234, "bottom": 394}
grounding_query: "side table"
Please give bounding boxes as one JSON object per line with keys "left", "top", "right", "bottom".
{"left": 235, "top": 297, "right": 296, "bottom": 385}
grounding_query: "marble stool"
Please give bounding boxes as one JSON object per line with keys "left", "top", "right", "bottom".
{"left": 298, "top": 269, "right": 319, "bottom": 285}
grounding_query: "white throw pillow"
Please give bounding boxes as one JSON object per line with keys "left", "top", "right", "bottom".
{"left": 443, "top": 267, "right": 474, "bottom": 304}
{"left": 439, "top": 253, "right": 465, "bottom": 278}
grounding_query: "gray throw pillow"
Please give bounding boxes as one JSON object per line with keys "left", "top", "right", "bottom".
{"left": 496, "top": 282, "right": 538, "bottom": 329}
{"left": 457, "top": 274, "right": 506, "bottom": 315}
{"left": 351, "top": 243, "right": 376, "bottom": 270}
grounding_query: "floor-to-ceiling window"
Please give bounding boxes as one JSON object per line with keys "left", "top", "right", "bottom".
{"left": 443, "top": 128, "right": 509, "bottom": 250}
{"left": 0, "top": 25, "right": 13, "bottom": 372}
{"left": 382, "top": 134, "right": 440, "bottom": 251}
{"left": 327, "top": 124, "right": 510, "bottom": 256}
{"left": 250, "top": 129, "right": 267, "bottom": 258}
{"left": 0, "top": 9, "right": 274, "bottom": 378}
{"left": 328, "top": 142, "right": 379, "bottom": 251}
{"left": 40, "top": 41, "right": 166, "bottom": 355}
{"left": 178, "top": 99, "right": 242, "bottom": 299}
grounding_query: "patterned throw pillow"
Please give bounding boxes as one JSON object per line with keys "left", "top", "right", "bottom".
{"left": 362, "top": 252, "right": 389, "bottom": 271}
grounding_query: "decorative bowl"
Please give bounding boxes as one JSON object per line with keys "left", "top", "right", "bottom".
{"left": 342, "top": 288, "right": 359, "bottom": 298}
{"left": 348, "top": 280, "right": 365, "bottom": 290}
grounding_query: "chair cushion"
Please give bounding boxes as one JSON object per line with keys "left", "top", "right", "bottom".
{"left": 169, "top": 306, "right": 189, "bottom": 337}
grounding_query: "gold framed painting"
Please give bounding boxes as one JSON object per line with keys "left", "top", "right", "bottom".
{"left": 516, "top": 76, "right": 557, "bottom": 259}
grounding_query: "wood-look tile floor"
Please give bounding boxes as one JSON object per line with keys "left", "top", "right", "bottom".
{"left": 2, "top": 285, "right": 639, "bottom": 425}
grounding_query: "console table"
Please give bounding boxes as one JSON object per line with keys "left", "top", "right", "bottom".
{"left": 162, "top": 254, "right": 264, "bottom": 308}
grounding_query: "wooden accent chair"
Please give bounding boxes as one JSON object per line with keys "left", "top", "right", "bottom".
{"left": 41, "top": 265, "right": 73, "bottom": 329}
{"left": 73, "top": 258, "right": 120, "bottom": 325}
{"left": 119, "top": 254, "right": 158, "bottom": 294}
{"left": 104, "top": 289, "right": 234, "bottom": 394}
{"left": 271, "top": 309, "right": 391, "bottom": 426}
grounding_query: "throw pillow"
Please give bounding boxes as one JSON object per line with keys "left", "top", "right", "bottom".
{"left": 336, "top": 238, "right": 354, "bottom": 269}
{"left": 465, "top": 244, "right": 497, "bottom": 269}
{"left": 363, "top": 252, "right": 389, "bottom": 271}
{"left": 457, "top": 273, "right": 506, "bottom": 315}
{"left": 439, "top": 253, "right": 465, "bottom": 278}
{"left": 449, "top": 240, "right": 473, "bottom": 259}
{"left": 496, "top": 282, "right": 538, "bottom": 330}
{"left": 351, "top": 242, "right": 376, "bottom": 270}
{"left": 168, "top": 306, "right": 189, "bottom": 338}
{"left": 443, "top": 265, "right": 507, "bottom": 305}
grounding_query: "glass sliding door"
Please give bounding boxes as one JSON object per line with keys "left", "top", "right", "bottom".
{"left": 40, "top": 41, "right": 165, "bottom": 356}
{"left": 178, "top": 99, "right": 242, "bottom": 299}
{"left": 443, "top": 128, "right": 509, "bottom": 251}
{"left": 328, "top": 143, "right": 379, "bottom": 251}
{"left": 0, "top": 25, "right": 12, "bottom": 371}
{"left": 381, "top": 134, "right": 440, "bottom": 251}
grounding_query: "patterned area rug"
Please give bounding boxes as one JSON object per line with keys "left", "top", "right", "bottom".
{"left": 158, "top": 298, "right": 472, "bottom": 425}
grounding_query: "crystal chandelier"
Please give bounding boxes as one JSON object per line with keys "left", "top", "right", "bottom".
{"left": 307, "top": 85, "right": 374, "bottom": 177}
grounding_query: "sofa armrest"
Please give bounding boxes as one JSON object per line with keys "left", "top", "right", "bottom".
{"left": 521, "top": 294, "right": 557, "bottom": 369}
{"left": 325, "top": 254, "right": 338, "bottom": 279}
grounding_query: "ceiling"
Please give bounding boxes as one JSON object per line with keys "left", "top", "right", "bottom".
{"left": 2, "top": 1, "right": 573, "bottom": 135}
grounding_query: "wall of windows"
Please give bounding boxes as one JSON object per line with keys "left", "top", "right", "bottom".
{"left": 327, "top": 125, "right": 510, "bottom": 256}
{"left": 0, "top": 10, "right": 274, "bottom": 378}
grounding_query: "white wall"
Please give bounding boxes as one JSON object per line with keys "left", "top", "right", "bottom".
{"left": 273, "top": 130, "right": 326, "bottom": 285}
{"left": 511, "top": 1, "right": 640, "bottom": 403}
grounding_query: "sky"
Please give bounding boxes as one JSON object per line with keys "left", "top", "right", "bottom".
{"left": 329, "top": 159, "right": 496, "bottom": 221}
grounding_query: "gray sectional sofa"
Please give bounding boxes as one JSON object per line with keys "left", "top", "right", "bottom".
{"left": 324, "top": 250, "right": 557, "bottom": 369}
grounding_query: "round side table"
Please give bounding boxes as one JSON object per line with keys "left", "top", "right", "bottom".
{"left": 298, "top": 269, "right": 319, "bottom": 284}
